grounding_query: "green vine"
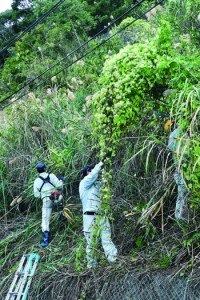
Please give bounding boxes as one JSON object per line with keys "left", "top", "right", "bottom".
{"left": 91, "top": 19, "right": 200, "bottom": 216}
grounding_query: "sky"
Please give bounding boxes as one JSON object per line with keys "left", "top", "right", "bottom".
{"left": 0, "top": 0, "right": 13, "bottom": 13}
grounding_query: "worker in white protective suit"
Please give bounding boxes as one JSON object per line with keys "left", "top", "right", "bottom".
{"left": 79, "top": 161, "right": 118, "bottom": 268}
{"left": 166, "top": 121, "right": 189, "bottom": 222}
{"left": 34, "top": 163, "right": 64, "bottom": 247}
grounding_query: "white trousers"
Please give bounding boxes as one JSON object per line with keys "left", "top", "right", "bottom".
{"left": 41, "top": 197, "right": 53, "bottom": 232}
{"left": 83, "top": 214, "right": 117, "bottom": 268}
{"left": 174, "top": 168, "right": 188, "bottom": 221}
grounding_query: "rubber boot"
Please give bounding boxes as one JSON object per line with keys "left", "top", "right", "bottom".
{"left": 40, "top": 231, "right": 50, "bottom": 247}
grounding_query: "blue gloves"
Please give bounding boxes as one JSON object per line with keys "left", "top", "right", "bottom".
{"left": 60, "top": 176, "right": 64, "bottom": 181}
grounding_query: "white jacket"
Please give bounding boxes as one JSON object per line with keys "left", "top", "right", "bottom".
{"left": 79, "top": 162, "right": 103, "bottom": 213}
{"left": 34, "top": 172, "right": 63, "bottom": 199}
{"left": 168, "top": 128, "right": 180, "bottom": 153}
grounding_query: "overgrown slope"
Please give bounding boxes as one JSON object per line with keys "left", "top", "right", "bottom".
{"left": 0, "top": 0, "right": 200, "bottom": 299}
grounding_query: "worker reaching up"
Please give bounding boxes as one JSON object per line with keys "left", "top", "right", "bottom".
{"left": 33, "top": 163, "right": 64, "bottom": 247}
{"left": 79, "top": 160, "right": 118, "bottom": 269}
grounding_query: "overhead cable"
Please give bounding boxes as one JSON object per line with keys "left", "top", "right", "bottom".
{"left": 0, "top": 0, "right": 147, "bottom": 107}
{"left": 0, "top": 0, "right": 166, "bottom": 110}
{"left": 0, "top": 0, "right": 66, "bottom": 55}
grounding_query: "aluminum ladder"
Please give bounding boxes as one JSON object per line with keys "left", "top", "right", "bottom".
{"left": 5, "top": 253, "right": 40, "bottom": 300}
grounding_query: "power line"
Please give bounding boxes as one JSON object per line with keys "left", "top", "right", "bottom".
{"left": 0, "top": 0, "right": 147, "bottom": 108}
{"left": 0, "top": 0, "right": 165, "bottom": 110}
{"left": 0, "top": 0, "right": 166, "bottom": 111}
{"left": 0, "top": 0, "right": 66, "bottom": 55}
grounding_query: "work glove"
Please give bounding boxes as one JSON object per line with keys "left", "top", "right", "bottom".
{"left": 60, "top": 175, "right": 64, "bottom": 181}
{"left": 101, "top": 151, "right": 112, "bottom": 163}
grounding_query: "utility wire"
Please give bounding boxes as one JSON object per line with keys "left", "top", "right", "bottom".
{"left": 0, "top": 0, "right": 165, "bottom": 110}
{"left": 0, "top": 0, "right": 66, "bottom": 55}
{"left": 0, "top": 0, "right": 166, "bottom": 111}
{"left": 0, "top": 0, "right": 147, "bottom": 108}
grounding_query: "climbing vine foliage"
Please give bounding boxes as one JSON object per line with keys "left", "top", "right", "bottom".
{"left": 91, "top": 20, "right": 200, "bottom": 213}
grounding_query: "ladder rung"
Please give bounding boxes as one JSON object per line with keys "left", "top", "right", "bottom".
{"left": 17, "top": 271, "right": 25, "bottom": 275}
{"left": 9, "top": 292, "right": 24, "bottom": 295}
{"left": 16, "top": 271, "right": 32, "bottom": 275}
{"left": 16, "top": 273, "right": 32, "bottom": 277}
{"left": 6, "top": 253, "right": 40, "bottom": 300}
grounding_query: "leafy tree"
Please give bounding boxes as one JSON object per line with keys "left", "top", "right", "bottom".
{"left": 0, "top": 0, "right": 34, "bottom": 66}
{"left": 0, "top": 0, "right": 95, "bottom": 100}
{"left": 11, "top": 0, "right": 33, "bottom": 34}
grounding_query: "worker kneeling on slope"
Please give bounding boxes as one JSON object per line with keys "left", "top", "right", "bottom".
{"left": 33, "top": 163, "right": 64, "bottom": 247}
{"left": 79, "top": 161, "right": 118, "bottom": 269}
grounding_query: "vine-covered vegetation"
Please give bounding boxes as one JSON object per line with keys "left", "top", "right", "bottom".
{"left": 0, "top": 0, "right": 200, "bottom": 299}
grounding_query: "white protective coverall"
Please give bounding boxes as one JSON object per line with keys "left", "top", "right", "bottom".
{"left": 34, "top": 172, "right": 63, "bottom": 232}
{"left": 168, "top": 128, "right": 189, "bottom": 221}
{"left": 79, "top": 162, "right": 118, "bottom": 268}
